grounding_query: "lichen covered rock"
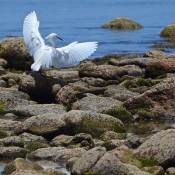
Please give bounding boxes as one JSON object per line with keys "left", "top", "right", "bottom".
{"left": 101, "top": 17, "right": 143, "bottom": 30}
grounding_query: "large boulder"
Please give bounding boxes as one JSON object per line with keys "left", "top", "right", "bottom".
{"left": 72, "top": 146, "right": 127, "bottom": 175}
{"left": 61, "top": 110, "right": 126, "bottom": 137}
{"left": 0, "top": 87, "right": 35, "bottom": 114}
{"left": 72, "top": 94, "right": 122, "bottom": 112}
{"left": 0, "top": 37, "right": 32, "bottom": 70}
{"left": 28, "top": 147, "right": 86, "bottom": 162}
{"left": 101, "top": 17, "right": 143, "bottom": 30}
{"left": 134, "top": 129, "right": 175, "bottom": 169}
{"left": 13, "top": 103, "right": 66, "bottom": 117}
{"left": 13, "top": 113, "right": 65, "bottom": 139}
{"left": 123, "top": 77, "right": 175, "bottom": 120}
{"left": 79, "top": 61, "right": 128, "bottom": 80}
{"left": 0, "top": 147, "right": 26, "bottom": 158}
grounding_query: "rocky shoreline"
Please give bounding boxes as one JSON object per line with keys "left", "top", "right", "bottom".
{"left": 0, "top": 35, "right": 175, "bottom": 175}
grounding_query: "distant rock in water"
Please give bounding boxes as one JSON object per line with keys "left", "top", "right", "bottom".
{"left": 101, "top": 17, "right": 143, "bottom": 30}
{"left": 160, "top": 22, "right": 175, "bottom": 37}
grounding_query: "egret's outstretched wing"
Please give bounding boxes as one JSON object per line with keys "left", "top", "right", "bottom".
{"left": 23, "top": 11, "right": 45, "bottom": 61}
{"left": 52, "top": 41, "right": 98, "bottom": 68}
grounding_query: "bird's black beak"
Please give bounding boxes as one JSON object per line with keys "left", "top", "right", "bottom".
{"left": 56, "top": 36, "right": 63, "bottom": 41}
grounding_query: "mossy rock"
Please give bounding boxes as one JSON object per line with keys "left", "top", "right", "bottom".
{"left": 145, "top": 62, "right": 166, "bottom": 79}
{"left": 101, "top": 140, "right": 115, "bottom": 151}
{"left": 135, "top": 78, "right": 153, "bottom": 87}
{"left": 2, "top": 161, "right": 17, "bottom": 175}
{"left": 101, "top": 105, "right": 133, "bottom": 123}
{"left": 0, "top": 130, "right": 8, "bottom": 138}
{"left": 128, "top": 123, "right": 151, "bottom": 135}
{"left": 26, "top": 142, "right": 48, "bottom": 151}
{"left": 0, "top": 37, "right": 33, "bottom": 70}
{"left": 139, "top": 157, "right": 158, "bottom": 167}
{"left": 101, "top": 18, "right": 143, "bottom": 30}
{"left": 160, "top": 23, "right": 175, "bottom": 37}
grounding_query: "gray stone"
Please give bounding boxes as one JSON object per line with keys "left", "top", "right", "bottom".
{"left": 13, "top": 104, "right": 66, "bottom": 117}
{"left": 134, "top": 129, "right": 175, "bottom": 168}
{"left": 72, "top": 94, "right": 122, "bottom": 112}
{"left": 0, "top": 147, "right": 26, "bottom": 158}
{"left": 29, "top": 147, "right": 86, "bottom": 162}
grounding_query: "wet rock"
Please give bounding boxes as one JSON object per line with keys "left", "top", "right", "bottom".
{"left": 0, "top": 37, "right": 32, "bottom": 70}
{"left": 101, "top": 17, "right": 143, "bottom": 30}
{"left": 79, "top": 61, "right": 128, "bottom": 80}
{"left": 13, "top": 103, "right": 66, "bottom": 117}
{"left": 28, "top": 147, "right": 86, "bottom": 162}
{"left": 160, "top": 22, "right": 175, "bottom": 37}
{"left": 50, "top": 135, "right": 73, "bottom": 147}
{"left": 13, "top": 113, "right": 65, "bottom": 139}
{"left": 19, "top": 132, "right": 47, "bottom": 145}
{"left": 61, "top": 110, "right": 126, "bottom": 137}
{"left": 72, "top": 146, "right": 127, "bottom": 175}
{"left": 1, "top": 136, "right": 23, "bottom": 147}
{"left": 0, "top": 119, "right": 21, "bottom": 131}
{"left": 0, "top": 147, "right": 26, "bottom": 158}
{"left": 2, "top": 158, "right": 65, "bottom": 175}
{"left": 72, "top": 94, "right": 122, "bottom": 112}
{"left": 133, "top": 129, "right": 175, "bottom": 169}
{"left": 104, "top": 84, "right": 139, "bottom": 102}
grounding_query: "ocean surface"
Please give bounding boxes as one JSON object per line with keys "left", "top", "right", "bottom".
{"left": 0, "top": 0, "right": 175, "bottom": 174}
{"left": 0, "top": 0, "right": 175, "bottom": 59}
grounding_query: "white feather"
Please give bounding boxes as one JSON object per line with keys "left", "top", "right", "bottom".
{"left": 23, "top": 11, "right": 98, "bottom": 71}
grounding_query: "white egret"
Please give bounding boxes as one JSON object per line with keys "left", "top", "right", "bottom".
{"left": 23, "top": 11, "right": 98, "bottom": 71}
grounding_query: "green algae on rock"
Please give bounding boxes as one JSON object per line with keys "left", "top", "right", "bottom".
{"left": 0, "top": 37, "right": 33, "bottom": 70}
{"left": 160, "top": 22, "right": 175, "bottom": 37}
{"left": 101, "top": 18, "right": 143, "bottom": 30}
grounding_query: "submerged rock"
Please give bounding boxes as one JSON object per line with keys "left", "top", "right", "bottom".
{"left": 101, "top": 17, "right": 143, "bottom": 30}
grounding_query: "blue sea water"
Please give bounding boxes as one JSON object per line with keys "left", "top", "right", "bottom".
{"left": 0, "top": 0, "right": 175, "bottom": 58}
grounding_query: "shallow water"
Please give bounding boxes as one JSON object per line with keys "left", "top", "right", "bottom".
{"left": 0, "top": 0, "right": 175, "bottom": 58}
